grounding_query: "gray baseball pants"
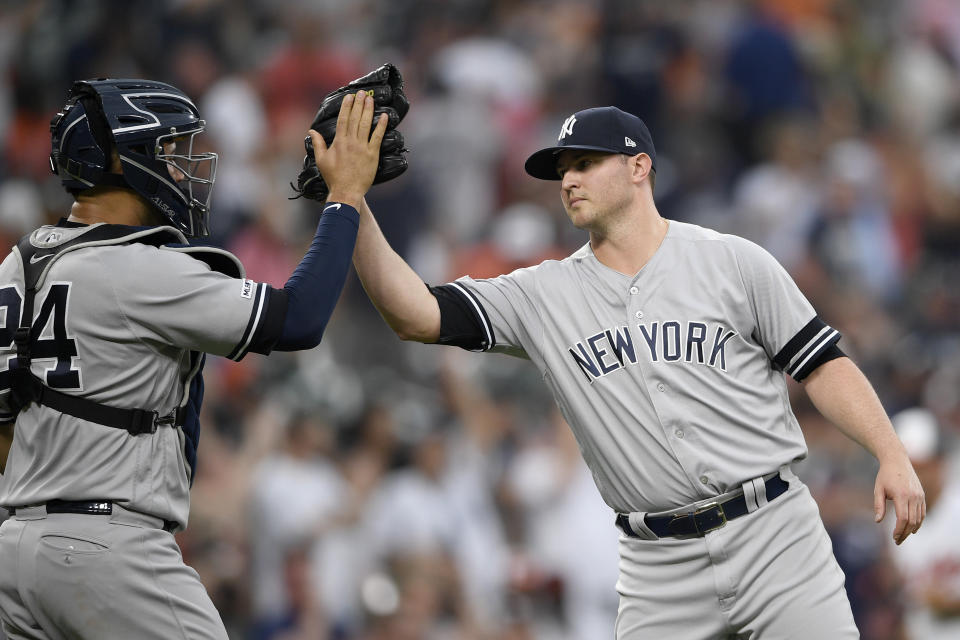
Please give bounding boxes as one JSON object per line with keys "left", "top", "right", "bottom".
{"left": 0, "top": 504, "right": 227, "bottom": 639}
{"left": 615, "top": 471, "right": 859, "bottom": 639}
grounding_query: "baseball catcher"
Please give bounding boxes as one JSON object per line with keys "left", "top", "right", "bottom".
{"left": 0, "top": 70, "right": 392, "bottom": 638}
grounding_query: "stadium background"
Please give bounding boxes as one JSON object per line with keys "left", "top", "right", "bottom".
{"left": 0, "top": 0, "right": 958, "bottom": 638}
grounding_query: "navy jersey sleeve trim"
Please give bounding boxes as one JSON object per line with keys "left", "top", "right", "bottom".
{"left": 795, "top": 344, "right": 846, "bottom": 382}
{"left": 227, "top": 282, "right": 270, "bottom": 361}
{"left": 773, "top": 316, "right": 841, "bottom": 381}
{"left": 430, "top": 283, "right": 495, "bottom": 352}
{"left": 245, "top": 287, "right": 288, "bottom": 356}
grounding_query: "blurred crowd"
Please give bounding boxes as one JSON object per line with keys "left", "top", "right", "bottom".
{"left": 1, "top": 0, "right": 959, "bottom": 638}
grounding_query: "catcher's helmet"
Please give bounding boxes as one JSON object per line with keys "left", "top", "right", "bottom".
{"left": 49, "top": 78, "right": 217, "bottom": 236}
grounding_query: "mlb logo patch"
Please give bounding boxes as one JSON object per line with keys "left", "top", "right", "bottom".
{"left": 240, "top": 279, "right": 254, "bottom": 299}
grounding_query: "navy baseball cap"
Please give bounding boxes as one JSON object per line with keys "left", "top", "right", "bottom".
{"left": 524, "top": 106, "right": 656, "bottom": 180}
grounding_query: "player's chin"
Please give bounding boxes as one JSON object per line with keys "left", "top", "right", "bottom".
{"left": 564, "top": 205, "right": 591, "bottom": 228}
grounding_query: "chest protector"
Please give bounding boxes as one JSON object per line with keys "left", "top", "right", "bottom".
{"left": 10, "top": 224, "right": 241, "bottom": 484}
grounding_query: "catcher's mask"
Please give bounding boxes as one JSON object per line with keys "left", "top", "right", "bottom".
{"left": 49, "top": 78, "right": 218, "bottom": 237}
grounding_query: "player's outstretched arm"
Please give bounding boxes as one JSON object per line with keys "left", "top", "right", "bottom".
{"left": 0, "top": 422, "right": 12, "bottom": 473}
{"left": 270, "top": 93, "right": 389, "bottom": 352}
{"left": 803, "top": 356, "right": 925, "bottom": 545}
{"left": 352, "top": 198, "right": 440, "bottom": 343}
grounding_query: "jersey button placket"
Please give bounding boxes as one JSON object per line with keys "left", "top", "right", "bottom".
{"left": 629, "top": 283, "right": 643, "bottom": 322}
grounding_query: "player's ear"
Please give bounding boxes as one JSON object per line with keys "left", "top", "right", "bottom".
{"left": 628, "top": 153, "right": 653, "bottom": 185}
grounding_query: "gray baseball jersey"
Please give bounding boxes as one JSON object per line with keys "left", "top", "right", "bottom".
{"left": 451, "top": 220, "right": 840, "bottom": 514}
{"left": 0, "top": 223, "right": 271, "bottom": 528}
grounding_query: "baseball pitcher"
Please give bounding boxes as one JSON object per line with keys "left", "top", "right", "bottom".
{"left": 346, "top": 106, "right": 925, "bottom": 638}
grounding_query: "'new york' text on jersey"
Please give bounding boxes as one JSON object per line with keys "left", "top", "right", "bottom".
{"left": 450, "top": 221, "right": 840, "bottom": 513}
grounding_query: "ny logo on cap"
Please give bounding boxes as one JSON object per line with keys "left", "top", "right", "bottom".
{"left": 559, "top": 115, "right": 577, "bottom": 141}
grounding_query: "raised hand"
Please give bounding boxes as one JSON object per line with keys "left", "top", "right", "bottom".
{"left": 307, "top": 91, "right": 388, "bottom": 207}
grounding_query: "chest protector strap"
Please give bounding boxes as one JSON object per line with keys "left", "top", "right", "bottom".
{"left": 10, "top": 226, "right": 184, "bottom": 435}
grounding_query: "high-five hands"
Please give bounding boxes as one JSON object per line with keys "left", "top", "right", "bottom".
{"left": 291, "top": 63, "right": 409, "bottom": 203}
{"left": 307, "top": 91, "right": 388, "bottom": 208}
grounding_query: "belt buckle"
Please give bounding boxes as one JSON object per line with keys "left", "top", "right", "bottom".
{"left": 692, "top": 501, "right": 727, "bottom": 535}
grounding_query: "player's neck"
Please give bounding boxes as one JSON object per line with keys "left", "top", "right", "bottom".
{"left": 68, "top": 187, "right": 163, "bottom": 227}
{"left": 590, "top": 208, "right": 668, "bottom": 276}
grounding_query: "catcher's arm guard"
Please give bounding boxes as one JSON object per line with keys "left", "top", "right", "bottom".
{"left": 291, "top": 63, "right": 410, "bottom": 201}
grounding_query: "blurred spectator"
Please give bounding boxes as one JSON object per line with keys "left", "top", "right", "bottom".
{"left": 506, "top": 408, "right": 620, "bottom": 640}
{"left": 309, "top": 403, "right": 398, "bottom": 636}
{"left": 884, "top": 1, "right": 960, "bottom": 141}
{"left": 362, "top": 412, "right": 509, "bottom": 635}
{"left": 227, "top": 203, "right": 301, "bottom": 288}
{"left": 404, "top": 77, "right": 504, "bottom": 243}
{"left": 247, "top": 413, "right": 347, "bottom": 632}
{"left": 251, "top": 542, "right": 328, "bottom": 640}
{"left": 256, "top": 11, "right": 365, "bottom": 135}
{"left": 201, "top": 73, "right": 271, "bottom": 237}
{"left": 888, "top": 407, "right": 960, "bottom": 640}
{"left": 730, "top": 113, "right": 821, "bottom": 270}
{"left": 722, "top": 3, "right": 814, "bottom": 164}
{"left": 453, "top": 202, "right": 568, "bottom": 279}
{"left": 0, "top": 179, "right": 43, "bottom": 250}
{"left": 807, "top": 139, "right": 902, "bottom": 302}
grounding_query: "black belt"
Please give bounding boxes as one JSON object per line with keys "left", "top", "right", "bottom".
{"left": 6, "top": 500, "right": 177, "bottom": 533}
{"left": 616, "top": 474, "right": 789, "bottom": 539}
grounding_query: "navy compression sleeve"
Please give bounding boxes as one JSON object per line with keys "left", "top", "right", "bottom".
{"left": 272, "top": 202, "right": 360, "bottom": 350}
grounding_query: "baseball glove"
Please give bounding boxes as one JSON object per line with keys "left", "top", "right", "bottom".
{"left": 291, "top": 63, "right": 410, "bottom": 201}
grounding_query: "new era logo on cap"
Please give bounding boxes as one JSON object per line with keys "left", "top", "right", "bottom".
{"left": 525, "top": 106, "right": 656, "bottom": 180}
